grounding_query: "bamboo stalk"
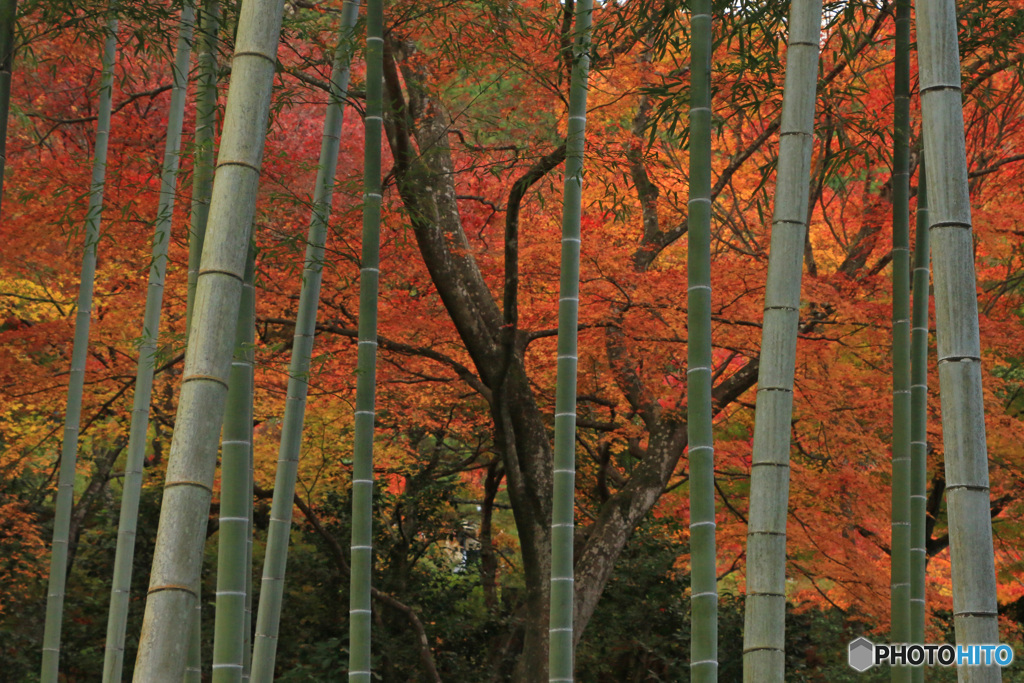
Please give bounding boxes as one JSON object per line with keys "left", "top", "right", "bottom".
{"left": 348, "top": 0, "right": 384, "bottom": 677}
{"left": 131, "top": 0, "right": 286, "bottom": 677}
{"left": 687, "top": 0, "right": 717, "bottom": 679}
{"left": 185, "top": 5, "right": 221, "bottom": 677}
{"left": 547, "top": 1, "right": 593, "bottom": 681}
{"left": 101, "top": 5, "right": 196, "bottom": 681}
{"left": 0, "top": 0, "right": 17, "bottom": 215}
{"left": 187, "top": 0, "right": 221, "bottom": 333}
{"left": 212, "top": 245, "right": 256, "bottom": 683}
{"left": 40, "top": 13, "right": 118, "bottom": 682}
{"left": 247, "top": 3, "right": 360, "bottom": 680}
{"left": 741, "top": 0, "right": 823, "bottom": 680}
{"left": 891, "top": 0, "right": 912, "bottom": 678}
{"left": 909, "top": 159, "right": 929, "bottom": 683}
{"left": 915, "top": 0, "right": 1001, "bottom": 679}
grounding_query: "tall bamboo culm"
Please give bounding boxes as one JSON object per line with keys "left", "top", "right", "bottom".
{"left": 890, "top": 0, "right": 912, "bottom": 678}
{"left": 914, "top": 0, "right": 1001, "bottom": 680}
{"left": 40, "top": 14, "right": 118, "bottom": 682}
{"left": 741, "top": 0, "right": 823, "bottom": 680}
{"left": 100, "top": 6, "right": 195, "bottom": 681}
{"left": 185, "top": 4, "right": 221, "bottom": 677}
{"left": 0, "top": 0, "right": 17, "bottom": 214}
{"left": 212, "top": 246, "right": 256, "bottom": 683}
{"left": 687, "top": 0, "right": 717, "bottom": 679}
{"left": 131, "top": 0, "right": 287, "bottom": 678}
{"left": 547, "top": 1, "right": 593, "bottom": 681}
{"left": 348, "top": 0, "right": 384, "bottom": 678}
{"left": 248, "top": 3, "right": 361, "bottom": 680}
{"left": 187, "top": 0, "right": 221, "bottom": 333}
{"left": 909, "top": 159, "right": 929, "bottom": 683}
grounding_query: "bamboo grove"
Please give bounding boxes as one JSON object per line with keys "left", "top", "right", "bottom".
{"left": 1, "top": 0, "right": 1023, "bottom": 680}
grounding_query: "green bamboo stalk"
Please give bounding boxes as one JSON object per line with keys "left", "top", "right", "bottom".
{"left": 548, "top": 1, "right": 593, "bottom": 681}
{"left": 909, "top": 159, "right": 929, "bottom": 683}
{"left": 184, "top": 585, "right": 202, "bottom": 680}
{"left": 0, "top": 0, "right": 17, "bottom": 215}
{"left": 243, "top": 379, "right": 254, "bottom": 683}
{"left": 212, "top": 245, "right": 256, "bottom": 683}
{"left": 187, "top": 0, "right": 221, "bottom": 333}
{"left": 741, "top": 0, "right": 823, "bottom": 680}
{"left": 185, "top": 5, "right": 221, "bottom": 679}
{"left": 131, "top": 0, "right": 286, "bottom": 677}
{"left": 40, "top": 14, "right": 118, "bottom": 683}
{"left": 100, "top": 5, "right": 195, "bottom": 681}
{"left": 348, "top": 0, "right": 384, "bottom": 678}
{"left": 687, "top": 0, "right": 717, "bottom": 679}
{"left": 244, "top": 324, "right": 255, "bottom": 683}
{"left": 891, "top": 0, "right": 912, "bottom": 677}
{"left": 915, "top": 0, "right": 1000, "bottom": 679}
{"left": 247, "top": 3, "right": 360, "bottom": 681}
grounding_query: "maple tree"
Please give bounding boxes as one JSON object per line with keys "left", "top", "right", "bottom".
{"left": 0, "top": 0, "right": 1022, "bottom": 680}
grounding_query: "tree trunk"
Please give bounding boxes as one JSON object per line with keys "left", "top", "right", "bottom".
{"left": 40, "top": 13, "right": 118, "bottom": 682}
{"left": 348, "top": 0, "right": 384, "bottom": 678}
{"left": 101, "top": 6, "right": 195, "bottom": 680}
{"left": 741, "top": 0, "right": 823, "bottom": 679}
{"left": 915, "top": 0, "right": 1001, "bottom": 679}
{"left": 687, "top": 0, "right": 718, "bottom": 678}
{"left": 131, "top": 0, "right": 286, "bottom": 678}
{"left": 479, "top": 461, "right": 503, "bottom": 610}
{"left": 377, "top": 27, "right": 767, "bottom": 681}
{"left": 248, "top": 2, "right": 360, "bottom": 678}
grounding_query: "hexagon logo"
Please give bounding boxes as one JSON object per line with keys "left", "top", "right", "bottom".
{"left": 849, "top": 637, "right": 875, "bottom": 672}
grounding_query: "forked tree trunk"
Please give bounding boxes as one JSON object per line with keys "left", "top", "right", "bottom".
{"left": 40, "top": 14, "right": 118, "bottom": 683}
{"left": 101, "top": 6, "right": 195, "bottom": 680}
{"left": 741, "top": 0, "right": 823, "bottom": 680}
{"left": 131, "top": 1, "right": 287, "bottom": 678}
{"left": 348, "top": 0, "right": 384, "bottom": 678}
{"left": 915, "top": 0, "right": 1001, "bottom": 680}
{"left": 212, "top": 246, "right": 255, "bottom": 683}
{"left": 909, "top": 159, "right": 929, "bottom": 683}
{"left": 687, "top": 0, "right": 717, "bottom": 679}
{"left": 248, "top": 1, "right": 360, "bottom": 678}
{"left": 890, "top": 0, "right": 912, "bottom": 678}
{"left": 548, "top": 0, "right": 592, "bottom": 680}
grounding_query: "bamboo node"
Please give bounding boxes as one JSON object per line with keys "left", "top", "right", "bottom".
{"left": 148, "top": 584, "right": 197, "bottom": 597}
{"left": 182, "top": 373, "right": 229, "bottom": 389}
{"left": 164, "top": 479, "right": 214, "bottom": 494}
